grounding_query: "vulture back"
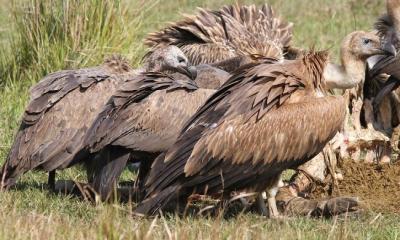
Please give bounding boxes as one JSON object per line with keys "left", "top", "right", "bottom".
{"left": 145, "top": 4, "right": 293, "bottom": 65}
{"left": 83, "top": 71, "right": 214, "bottom": 154}
{"left": 1, "top": 60, "right": 132, "bottom": 188}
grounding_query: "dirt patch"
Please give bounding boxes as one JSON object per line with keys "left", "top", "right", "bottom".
{"left": 314, "top": 160, "right": 400, "bottom": 214}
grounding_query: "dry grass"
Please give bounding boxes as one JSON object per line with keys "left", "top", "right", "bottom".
{"left": 0, "top": 0, "right": 399, "bottom": 239}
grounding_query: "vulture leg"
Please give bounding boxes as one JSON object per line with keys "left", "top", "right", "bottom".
{"left": 89, "top": 147, "right": 130, "bottom": 202}
{"left": 48, "top": 170, "right": 56, "bottom": 190}
{"left": 373, "top": 76, "right": 400, "bottom": 114}
{"left": 256, "top": 194, "right": 269, "bottom": 217}
{"left": 135, "top": 159, "right": 153, "bottom": 192}
{"left": 258, "top": 176, "right": 283, "bottom": 218}
{"left": 267, "top": 196, "right": 280, "bottom": 218}
{"left": 268, "top": 176, "right": 285, "bottom": 218}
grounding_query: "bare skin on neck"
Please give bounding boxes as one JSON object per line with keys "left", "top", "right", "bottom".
{"left": 324, "top": 31, "right": 390, "bottom": 90}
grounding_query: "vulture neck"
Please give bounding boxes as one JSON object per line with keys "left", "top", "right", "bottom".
{"left": 323, "top": 49, "right": 366, "bottom": 90}
{"left": 135, "top": 61, "right": 164, "bottom": 74}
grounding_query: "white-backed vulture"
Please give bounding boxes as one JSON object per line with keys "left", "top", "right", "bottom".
{"left": 135, "top": 31, "right": 393, "bottom": 217}
{"left": 145, "top": 4, "right": 294, "bottom": 69}
{"left": 80, "top": 68, "right": 221, "bottom": 201}
{"left": 0, "top": 46, "right": 194, "bottom": 190}
{"left": 79, "top": 58, "right": 232, "bottom": 201}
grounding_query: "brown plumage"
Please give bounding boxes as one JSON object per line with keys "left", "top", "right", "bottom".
{"left": 145, "top": 4, "right": 293, "bottom": 66}
{"left": 135, "top": 51, "right": 344, "bottom": 216}
{"left": 82, "top": 70, "right": 216, "bottom": 200}
{"left": 193, "top": 64, "right": 230, "bottom": 89}
{"left": 135, "top": 31, "right": 393, "bottom": 217}
{"left": 0, "top": 46, "right": 193, "bottom": 190}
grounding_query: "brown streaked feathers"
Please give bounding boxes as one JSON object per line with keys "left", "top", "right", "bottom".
{"left": 145, "top": 4, "right": 293, "bottom": 65}
{"left": 136, "top": 51, "right": 346, "bottom": 215}
{"left": 81, "top": 71, "right": 216, "bottom": 200}
{"left": 1, "top": 58, "right": 133, "bottom": 189}
{"left": 84, "top": 71, "right": 203, "bottom": 154}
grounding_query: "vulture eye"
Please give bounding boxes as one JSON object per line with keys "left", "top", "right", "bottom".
{"left": 177, "top": 56, "right": 186, "bottom": 63}
{"left": 362, "top": 38, "right": 371, "bottom": 45}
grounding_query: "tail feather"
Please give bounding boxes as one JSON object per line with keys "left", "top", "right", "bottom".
{"left": 88, "top": 147, "right": 130, "bottom": 201}
{"left": 135, "top": 185, "right": 181, "bottom": 216}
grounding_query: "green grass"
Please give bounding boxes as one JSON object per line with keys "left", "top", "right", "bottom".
{"left": 0, "top": 0, "right": 399, "bottom": 239}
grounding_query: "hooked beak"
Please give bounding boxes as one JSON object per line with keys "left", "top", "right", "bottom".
{"left": 381, "top": 41, "right": 397, "bottom": 57}
{"left": 176, "top": 65, "right": 198, "bottom": 80}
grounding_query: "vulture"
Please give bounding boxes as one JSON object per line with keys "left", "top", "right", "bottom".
{"left": 368, "top": 0, "right": 400, "bottom": 110}
{"left": 81, "top": 69, "right": 219, "bottom": 201}
{"left": 145, "top": 4, "right": 295, "bottom": 70}
{"left": 73, "top": 4, "right": 296, "bottom": 201}
{"left": 80, "top": 54, "right": 233, "bottom": 201}
{"left": 0, "top": 46, "right": 194, "bottom": 190}
{"left": 135, "top": 31, "right": 395, "bottom": 217}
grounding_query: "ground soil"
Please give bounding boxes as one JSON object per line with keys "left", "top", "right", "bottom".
{"left": 314, "top": 160, "right": 400, "bottom": 214}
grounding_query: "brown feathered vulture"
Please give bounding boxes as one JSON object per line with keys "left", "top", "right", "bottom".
{"left": 145, "top": 4, "right": 295, "bottom": 70}
{"left": 81, "top": 69, "right": 222, "bottom": 201}
{"left": 0, "top": 46, "right": 194, "bottom": 190}
{"left": 135, "top": 31, "right": 394, "bottom": 217}
{"left": 75, "top": 5, "right": 295, "bottom": 201}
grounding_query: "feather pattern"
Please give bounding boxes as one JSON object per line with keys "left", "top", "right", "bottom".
{"left": 80, "top": 70, "right": 216, "bottom": 200}
{"left": 1, "top": 60, "right": 133, "bottom": 188}
{"left": 137, "top": 51, "right": 346, "bottom": 215}
{"left": 83, "top": 71, "right": 204, "bottom": 154}
{"left": 145, "top": 4, "right": 293, "bottom": 65}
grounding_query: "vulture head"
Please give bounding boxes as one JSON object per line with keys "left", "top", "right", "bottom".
{"left": 342, "top": 31, "right": 396, "bottom": 60}
{"left": 325, "top": 31, "right": 396, "bottom": 89}
{"left": 144, "top": 46, "right": 197, "bottom": 80}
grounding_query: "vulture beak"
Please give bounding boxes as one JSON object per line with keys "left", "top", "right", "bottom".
{"left": 176, "top": 65, "right": 198, "bottom": 80}
{"left": 381, "top": 41, "right": 397, "bottom": 57}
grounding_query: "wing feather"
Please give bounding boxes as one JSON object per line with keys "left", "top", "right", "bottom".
{"left": 83, "top": 72, "right": 199, "bottom": 153}
{"left": 2, "top": 65, "right": 127, "bottom": 186}
{"left": 145, "top": 4, "right": 290, "bottom": 64}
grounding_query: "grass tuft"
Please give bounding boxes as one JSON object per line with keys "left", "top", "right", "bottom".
{"left": 0, "top": 0, "right": 146, "bottom": 89}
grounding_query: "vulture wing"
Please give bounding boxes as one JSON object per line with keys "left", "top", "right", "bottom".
{"left": 1, "top": 65, "right": 129, "bottom": 187}
{"left": 83, "top": 72, "right": 214, "bottom": 154}
{"left": 145, "top": 4, "right": 291, "bottom": 65}
{"left": 219, "top": 4, "right": 292, "bottom": 48}
{"left": 137, "top": 52, "right": 345, "bottom": 215}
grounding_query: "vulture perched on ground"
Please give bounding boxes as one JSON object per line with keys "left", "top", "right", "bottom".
{"left": 81, "top": 68, "right": 222, "bottom": 201}
{"left": 135, "top": 31, "right": 395, "bottom": 217}
{"left": 70, "top": 4, "right": 295, "bottom": 202}
{"left": 0, "top": 46, "right": 194, "bottom": 190}
{"left": 145, "top": 4, "right": 296, "bottom": 71}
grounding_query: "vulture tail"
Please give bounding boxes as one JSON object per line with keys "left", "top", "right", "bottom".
{"left": 0, "top": 164, "right": 19, "bottom": 190}
{"left": 87, "top": 147, "right": 130, "bottom": 201}
{"left": 134, "top": 185, "right": 181, "bottom": 216}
